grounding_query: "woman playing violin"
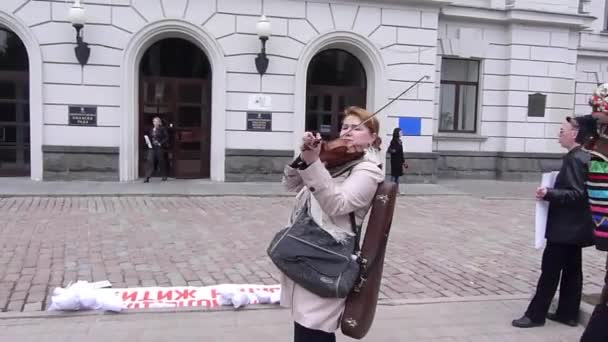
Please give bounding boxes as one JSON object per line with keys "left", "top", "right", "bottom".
{"left": 279, "top": 106, "right": 385, "bottom": 342}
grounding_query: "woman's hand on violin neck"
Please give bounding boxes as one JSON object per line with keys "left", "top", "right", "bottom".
{"left": 300, "top": 132, "right": 321, "bottom": 165}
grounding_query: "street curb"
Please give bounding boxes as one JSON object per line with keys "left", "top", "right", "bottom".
{"left": 0, "top": 295, "right": 596, "bottom": 330}
{"left": 549, "top": 298, "right": 598, "bottom": 328}
{"left": 0, "top": 304, "right": 285, "bottom": 320}
{"left": 377, "top": 294, "right": 531, "bottom": 306}
{"left": 0, "top": 193, "right": 295, "bottom": 198}
{"left": 0, "top": 295, "right": 532, "bottom": 321}
{"left": 0, "top": 193, "right": 532, "bottom": 199}
{"left": 576, "top": 301, "right": 596, "bottom": 327}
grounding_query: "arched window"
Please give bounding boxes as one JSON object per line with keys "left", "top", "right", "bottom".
{"left": 305, "top": 49, "right": 367, "bottom": 139}
{"left": 139, "top": 38, "right": 212, "bottom": 179}
{"left": 0, "top": 27, "right": 29, "bottom": 176}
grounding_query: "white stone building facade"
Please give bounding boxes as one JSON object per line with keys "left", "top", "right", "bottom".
{"left": 0, "top": 0, "right": 604, "bottom": 182}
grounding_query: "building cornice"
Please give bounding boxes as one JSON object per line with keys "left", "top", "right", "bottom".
{"left": 295, "top": 0, "right": 451, "bottom": 8}
{"left": 578, "top": 32, "right": 608, "bottom": 55}
{"left": 441, "top": 5, "right": 595, "bottom": 29}
{"left": 577, "top": 48, "right": 608, "bottom": 58}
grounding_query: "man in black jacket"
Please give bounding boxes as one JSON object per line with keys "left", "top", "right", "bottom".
{"left": 144, "top": 117, "right": 168, "bottom": 183}
{"left": 512, "top": 116, "right": 594, "bottom": 328}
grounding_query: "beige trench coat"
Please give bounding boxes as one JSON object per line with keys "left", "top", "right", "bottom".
{"left": 279, "top": 156, "right": 384, "bottom": 333}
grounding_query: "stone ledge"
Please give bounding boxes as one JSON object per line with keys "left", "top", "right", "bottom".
{"left": 42, "top": 145, "right": 119, "bottom": 154}
{"left": 44, "top": 171, "right": 119, "bottom": 181}
{"left": 436, "top": 151, "right": 563, "bottom": 158}
{"left": 433, "top": 134, "right": 488, "bottom": 142}
{"left": 400, "top": 152, "right": 439, "bottom": 159}
{"left": 225, "top": 149, "right": 294, "bottom": 157}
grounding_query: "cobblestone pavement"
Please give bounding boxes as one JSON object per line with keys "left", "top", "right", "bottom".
{"left": 0, "top": 195, "right": 606, "bottom": 313}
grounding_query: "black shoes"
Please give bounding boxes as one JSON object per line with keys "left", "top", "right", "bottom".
{"left": 512, "top": 316, "right": 545, "bottom": 328}
{"left": 546, "top": 313, "right": 578, "bottom": 327}
{"left": 144, "top": 177, "right": 167, "bottom": 182}
{"left": 512, "top": 313, "right": 578, "bottom": 328}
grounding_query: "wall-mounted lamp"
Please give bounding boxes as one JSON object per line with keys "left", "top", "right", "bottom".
{"left": 67, "top": 0, "right": 90, "bottom": 66}
{"left": 255, "top": 15, "right": 271, "bottom": 76}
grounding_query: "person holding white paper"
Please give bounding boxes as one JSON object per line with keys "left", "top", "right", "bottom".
{"left": 513, "top": 116, "right": 594, "bottom": 329}
{"left": 144, "top": 117, "right": 168, "bottom": 183}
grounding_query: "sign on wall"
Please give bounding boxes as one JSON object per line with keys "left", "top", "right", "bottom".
{"left": 527, "top": 93, "right": 546, "bottom": 118}
{"left": 398, "top": 117, "right": 422, "bottom": 136}
{"left": 247, "top": 112, "right": 272, "bottom": 131}
{"left": 248, "top": 94, "right": 272, "bottom": 111}
{"left": 68, "top": 106, "right": 97, "bottom": 126}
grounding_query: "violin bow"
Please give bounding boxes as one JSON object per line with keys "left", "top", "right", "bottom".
{"left": 306, "top": 75, "right": 430, "bottom": 148}
{"left": 339, "top": 74, "right": 430, "bottom": 137}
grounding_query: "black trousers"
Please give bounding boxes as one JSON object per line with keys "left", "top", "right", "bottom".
{"left": 580, "top": 255, "right": 608, "bottom": 342}
{"left": 145, "top": 148, "right": 166, "bottom": 179}
{"left": 525, "top": 242, "right": 583, "bottom": 322}
{"left": 294, "top": 322, "right": 335, "bottom": 342}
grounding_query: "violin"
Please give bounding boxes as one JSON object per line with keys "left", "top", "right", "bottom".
{"left": 304, "top": 75, "right": 430, "bottom": 169}
{"left": 313, "top": 138, "right": 365, "bottom": 169}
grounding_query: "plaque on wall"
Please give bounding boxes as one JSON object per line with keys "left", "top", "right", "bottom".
{"left": 69, "top": 106, "right": 98, "bottom": 126}
{"left": 246, "top": 112, "right": 272, "bottom": 131}
{"left": 527, "top": 93, "right": 546, "bottom": 118}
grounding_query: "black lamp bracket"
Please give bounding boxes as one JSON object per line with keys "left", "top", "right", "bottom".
{"left": 73, "top": 24, "right": 90, "bottom": 66}
{"left": 255, "top": 36, "right": 269, "bottom": 76}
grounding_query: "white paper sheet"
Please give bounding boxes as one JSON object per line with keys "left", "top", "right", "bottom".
{"left": 144, "top": 135, "right": 152, "bottom": 149}
{"left": 534, "top": 171, "right": 559, "bottom": 249}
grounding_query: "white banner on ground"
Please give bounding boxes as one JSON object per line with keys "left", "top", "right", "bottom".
{"left": 534, "top": 171, "right": 559, "bottom": 249}
{"left": 47, "top": 282, "right": 281, "bottom": 312}
{"left": 99, "top": 284, "right": 281, "bottom": 310}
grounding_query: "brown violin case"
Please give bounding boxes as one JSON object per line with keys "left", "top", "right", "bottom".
{"left": 341, "top": 181, "right": 398, "bottom": 339}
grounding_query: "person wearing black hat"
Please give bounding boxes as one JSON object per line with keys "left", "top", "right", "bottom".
{"left": 512, "top": 116, "right": 594, "bottom": 329}
{"left": 388, "top": 128, "right": 406, "bottom": 190}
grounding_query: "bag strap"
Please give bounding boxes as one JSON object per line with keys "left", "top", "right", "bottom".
{"left": 344, "top": 164, "right": 363, "bottom": 254}
{"left": 349, "top": 213, "right": 361, "bottom": 254}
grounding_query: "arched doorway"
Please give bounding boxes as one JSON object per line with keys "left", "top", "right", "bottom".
{"left": 138, "top": 38, "right": 211, "bottom": 179}
{"left": 0, "top": 27, "right": 29, "bottom": 176}
{"left": 306, "top": 49, "right": 367, "bottom": 140}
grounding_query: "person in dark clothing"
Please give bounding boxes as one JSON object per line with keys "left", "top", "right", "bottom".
{"left": 388, "top": 128, "right": 406, "bottom": 188}
{"left": 512, "top": 116, "right": 594, "bottom": 328}
{"left": 144, "top": 117, "right": 168, "bottom": 183}
{"left": 578, "top": 87, "right": 608, "bottom": 342}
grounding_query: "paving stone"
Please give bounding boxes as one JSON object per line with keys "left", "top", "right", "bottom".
{"left": 5, "top": 300, "right": 23, "bottom": 312}
{"left": 22, "top": 302, "right": 42, "bottom": 312}
{"left": 0, "top": 195, "right": 606, "bottom": 314}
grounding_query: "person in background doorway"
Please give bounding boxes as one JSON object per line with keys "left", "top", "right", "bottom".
{"left": 512, "top": 116, "right": 594, "bottom": 329}
{"left": 144, "top": 116, "right": 168, "bottom": 183}
{"left": 388, "top": 128, "right": 405, "bottom": 189}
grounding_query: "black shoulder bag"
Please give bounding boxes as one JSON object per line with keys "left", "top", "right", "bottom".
{"left": 266, "top": 164, "right": 364, "bottom": 298}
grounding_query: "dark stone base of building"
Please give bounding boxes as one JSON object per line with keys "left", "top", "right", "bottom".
{"left": 39, "top": 148, "right": 563, "bottom": 182}
{"left": 225, "top": 149, "right": 293, "bottom": 182}
{"left": 398, "top": 151, "right": 563, "bottom": 183}
{"left": 225, "top": 150, "right": 564, "bottom": 183}
{"left": 43, "top": 146, "right": 119, "bottom": 181}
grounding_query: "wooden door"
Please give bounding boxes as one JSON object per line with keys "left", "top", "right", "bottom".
{"left": 172, "top": 79, "right": 211, "bottom": 178}
{"left": 0, "top": 71, "right": 29, "bottom": 176}
{"left": 139, "top": 77, "right": 211, "bottom": 178}
{"left": 306, "top": 85, "right": 366, "bottom": 139}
